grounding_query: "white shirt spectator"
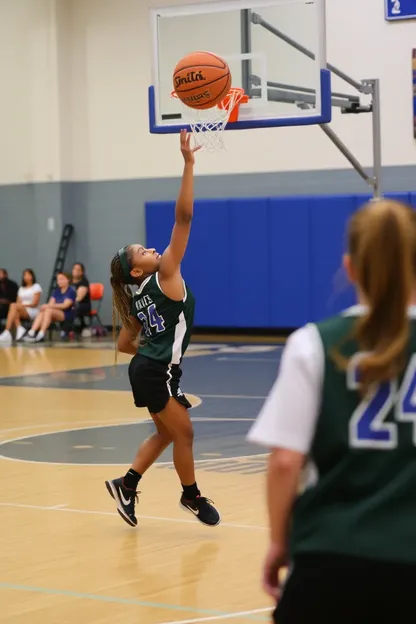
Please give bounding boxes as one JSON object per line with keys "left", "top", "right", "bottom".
{"left": 18, "top": 283, "right": 42, "bottom": 320}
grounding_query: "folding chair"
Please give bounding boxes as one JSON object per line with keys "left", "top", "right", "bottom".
{"left": 88, "top": 283, "right": 106, "bottom": 334}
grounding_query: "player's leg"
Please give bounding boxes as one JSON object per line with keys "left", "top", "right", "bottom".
{"left": 22, "top": 311, "right": 44, "bottom": 341}
{"left": 0, "top": 303, "right": 30, "bottom": 342}
{"left": 12, "top": 303, "right": 31, "bottom": 341}
{"left": 158, "top": 397, "right": 220, "bottom": 527}
{"left": 24, "top": 309, "right": 65, "bottom": 342}
{"left": 105, "top": 413, "right": 172, "bottom": 527}
{"left": 131, "top": 412, "right": 173, "bottom": 475}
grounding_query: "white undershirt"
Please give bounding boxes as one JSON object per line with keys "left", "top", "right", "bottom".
{"left": 247, "top": 324, "right": 324, "bottom": 454}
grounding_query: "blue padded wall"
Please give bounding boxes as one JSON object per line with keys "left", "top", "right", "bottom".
{"left": 182, "top": 199, "right": 231, "bottom": 327}
{"left": 309, "top": 195, "right": 359, "bottom": 322}
{"left": 145, "top": 191, "right": 416, "bottom": 329}
{"left": 228, "top": 198, "right": 270, "bottom": 327}
{"left": 268, "top": 197, "right": 311, "bottom": 327}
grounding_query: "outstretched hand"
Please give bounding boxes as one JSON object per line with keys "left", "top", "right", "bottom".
{"left": 180, "top": 129, "right": 201, "bottom": 165}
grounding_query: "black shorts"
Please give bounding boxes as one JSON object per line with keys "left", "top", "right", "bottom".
{"left": 75, "top": 301, "right": 91, "bottom": 317}
{"left": 273, "top": 553, "right": 416, "bottom": 624}
{"left": 128, "top": 353, "right": 192, "bottom": 414}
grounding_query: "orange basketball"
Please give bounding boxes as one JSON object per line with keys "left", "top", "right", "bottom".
{"left": 173, "top": 51, "right": 231, "bottom": 110}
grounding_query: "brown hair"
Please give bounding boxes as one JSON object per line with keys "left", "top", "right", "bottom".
{"left": 332, "top": 199, "right": 416, "bottom": 393}
{"left": 57, "top": 272, "right": 71, "bottom": 283}
{"left": 110, "top": 249, "right": 138, "bottom": 360}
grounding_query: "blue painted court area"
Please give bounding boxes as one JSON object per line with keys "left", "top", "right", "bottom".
{"left": 0, "top": 344, "right": 282, "bottom": 468}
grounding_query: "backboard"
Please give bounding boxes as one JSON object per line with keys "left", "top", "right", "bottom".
{"left": 149, "top": 0, "right": 331, "bottom": 133}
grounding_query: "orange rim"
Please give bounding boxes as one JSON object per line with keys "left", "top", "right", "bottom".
{"left": 170, "top": 87, "right": 247, "bottom": 105}
{"left": 170, "top": 87, "right": 248, "bottom": 123}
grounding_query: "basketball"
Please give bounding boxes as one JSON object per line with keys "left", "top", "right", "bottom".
{"left": 173, "top": 51, "right": 231, "bottom": 110}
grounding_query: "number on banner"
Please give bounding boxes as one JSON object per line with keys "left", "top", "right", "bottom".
{"left": 137, "top": 303, "right": 165, "bottom": 337}
{"left": 348, "top": 354, "right": 416, "bottom": 449}
{"left": 391, "top": 0, "right": 401, "bottom": 15}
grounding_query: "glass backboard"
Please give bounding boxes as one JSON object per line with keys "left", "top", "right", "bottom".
{"left": 149, "top": 0, "right": 331, "bottom": 133}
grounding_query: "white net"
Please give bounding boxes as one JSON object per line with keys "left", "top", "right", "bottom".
{"left": 171, "top": 88, "right": 246, "bottom": 152}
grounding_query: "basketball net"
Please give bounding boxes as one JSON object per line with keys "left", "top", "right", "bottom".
{"left": 171, "top": 88, "right": 247, "bottom": 152}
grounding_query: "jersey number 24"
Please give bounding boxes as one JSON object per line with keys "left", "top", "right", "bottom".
{"left": 348, "top": 354, "right": 416, "bottom": 449}
{"left": 137, "top": 303, "right": 165, "bottom": 337}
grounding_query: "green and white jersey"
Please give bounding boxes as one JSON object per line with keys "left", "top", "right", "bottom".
{"left": 248, "top": 305, "right": 416, "bottom": 564}
{"left": 130, "top": 272, "right": 195, "bottom": 365}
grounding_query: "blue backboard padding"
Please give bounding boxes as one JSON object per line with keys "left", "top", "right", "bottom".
{"left": 145, "top": 192, "right": 416, "bottom": 328}
{"left": 149, "top": 70, "right": 332, "bottom": 133}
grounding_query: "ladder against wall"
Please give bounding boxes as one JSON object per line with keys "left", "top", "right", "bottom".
{"left": 47, "top": 224, "right": 74, "bottom": 299}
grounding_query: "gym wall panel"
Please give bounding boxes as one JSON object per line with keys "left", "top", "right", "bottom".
{"left": 383, "top": 192, "right": 412, "bottom": 204}
{"left": 309, "top": 195, "right": 358, "bottom": 322}
{"left": 228, "top": 198, "right": 271, "bottom": 327}
{"left": 268, "top": 197, "right": 311, "bottom": 328}
{"left": 181, "top": 200, "right": 231, "bottom": 327}
{"left": 146, "top": 191, "right": 416, "bottom": 330}
{"left": 0, "top": 0, "right": 62, "bottom": 185}
{"left": 145, "top": 201, "right": 175, "bottom": 257}
{"left": 146, "top": 199, "right": 232, "bottom": 326}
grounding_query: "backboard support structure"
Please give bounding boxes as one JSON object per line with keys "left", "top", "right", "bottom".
{"left": 149, "top": 0, "right": 382, "bottom": 198}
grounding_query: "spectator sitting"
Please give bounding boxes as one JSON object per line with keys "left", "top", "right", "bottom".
{"left": 23, "top": 272, "right": 76, "bottom": 343}
{"left": 0, "top": 269, "right": 42, "bottom": 344}
{"left": 71, "top": 262, "right": 91, "bottom": 333}
{"left": 0, "top": 268, "right": 18, "bottom": 325}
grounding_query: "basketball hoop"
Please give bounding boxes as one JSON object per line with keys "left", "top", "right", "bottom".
{"left": 171, "top": 87, "right": 248, "bottom": 152}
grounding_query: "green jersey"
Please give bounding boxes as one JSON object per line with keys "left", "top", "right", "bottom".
{"left": 131, "top": 272, "right": 195, "bottom": 365}
{"left": 248, "top": 305, "right": 416, "bottom": 564}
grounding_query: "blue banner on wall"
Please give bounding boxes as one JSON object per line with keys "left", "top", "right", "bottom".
{"left": 385, "top": 0, "right": 416, "bottom": 20}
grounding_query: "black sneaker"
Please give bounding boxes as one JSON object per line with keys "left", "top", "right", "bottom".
{"left": 105, "top": 477, "right": 139, "bottom": 527}
{"left": 180, "top": 494, "right": 221, "bottom": 527}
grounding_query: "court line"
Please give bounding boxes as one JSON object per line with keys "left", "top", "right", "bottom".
{"left": 159, "top": 607, "right": 271, "bottom": 624}
{"left": 216, "top": 357, "right": 278, "bottom": 363}
{"left": 0, "top": 417, "right": 254, "bottom": 437}
{"left": 197, "top": 394, "right": 267, "bottom": 400}
{"left": 0, "top": 419, "right": 139, "bottom": 436}
{"left": 0, "top": 501, "right": 267, "bottom": 531}
{"left": 0, "top": 581, "right": 269, "bottom": 620}
{"left": 0, "top": 452, "right": 267, "bottom": 468}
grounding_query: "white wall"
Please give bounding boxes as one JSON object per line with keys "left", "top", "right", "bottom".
{"left": 0, "top": 0, "right": 415, "bottom": 184}
{"left": 0, "top": 0, "right": 63, "bottom": 185}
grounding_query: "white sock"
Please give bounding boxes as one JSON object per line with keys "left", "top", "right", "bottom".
{"left": 28, "top": 330, "right": 36, "bottom": 337}
{"left": 35, "top": 331, "right": 45, "bottom": 341}
{"left": 0, "top": 329, "right": 11, "bottom": 339}
{"left": 16, "top": 326, "right": 26, "bottom": 340}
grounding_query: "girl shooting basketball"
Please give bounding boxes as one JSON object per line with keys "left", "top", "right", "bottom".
{"left": 248, "top": 200, "right": 416, "bottom": 623}
{"left": 105, "top": 130, "right": 220, "bottom": 528}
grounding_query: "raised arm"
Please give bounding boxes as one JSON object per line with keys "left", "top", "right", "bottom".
{"left": 158, "top": 130, "right": 200, "bottom": 289}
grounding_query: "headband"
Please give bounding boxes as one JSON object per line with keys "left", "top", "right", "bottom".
{"left": 118, "top": 247, "right": 133, "bottom": 283}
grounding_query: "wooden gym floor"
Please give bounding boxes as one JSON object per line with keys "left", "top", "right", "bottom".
{"left": 0, "top": 338, "right": 283, "bottom": 624}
